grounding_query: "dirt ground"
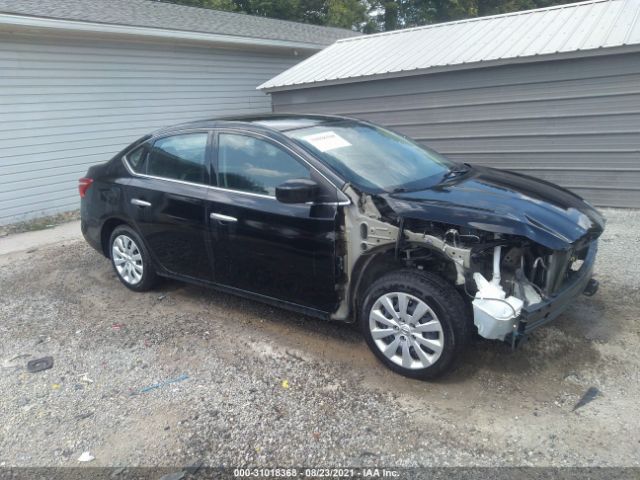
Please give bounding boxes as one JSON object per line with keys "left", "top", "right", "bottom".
{"left": 0, "top": 209, "right": 639, "bottom": 469}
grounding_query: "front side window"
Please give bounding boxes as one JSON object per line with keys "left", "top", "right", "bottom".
{"left": 286, "top": 121, "right": 455, "bottom": 193}
{"left": 147, "top": 133, "right": 209, "bottom": 184}
{"left": 217, "top": 133, "right": 309, "bottom": 196}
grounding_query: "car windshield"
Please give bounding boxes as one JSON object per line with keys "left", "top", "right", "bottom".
{"left": 285, "top": 120, "right": 457, "bottom": 193}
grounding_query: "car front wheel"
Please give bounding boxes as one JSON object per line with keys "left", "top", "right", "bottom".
{"left": 360, "top": 270, "right": 470, "bottom": 379}
{"left": 109, "top": 225, "right": 157, "bottom": 291}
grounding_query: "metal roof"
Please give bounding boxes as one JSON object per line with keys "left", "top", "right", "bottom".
{"left": 0, "top": 0, "right": 358, "bottom": 48}
{"left": 259, "top": 0, "right": 640, "bottom": 91}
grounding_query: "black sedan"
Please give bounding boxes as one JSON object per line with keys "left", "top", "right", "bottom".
{"left": 81, "top": 114, "right": 604, "bottom": 379}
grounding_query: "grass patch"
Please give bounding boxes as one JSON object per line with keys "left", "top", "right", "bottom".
{"left": 0, "top": 210, "right": 80, "bottom": 237}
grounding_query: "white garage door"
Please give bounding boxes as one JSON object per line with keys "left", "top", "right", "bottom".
{"left": 0, "top": 31, "right": 300, "bottom": 225}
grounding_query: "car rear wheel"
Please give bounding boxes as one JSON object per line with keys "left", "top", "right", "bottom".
{"left": 360, "top": 270, "right": 470, "bottom": 379}
{"left": 109, "top": 225, "right": 157, "bottom": 291}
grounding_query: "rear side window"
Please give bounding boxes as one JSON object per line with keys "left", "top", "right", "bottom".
{"left": 217, "top": 133, "right": 309, "bottom": 196}
{"left": 147, "top": 133, "right": 209, "bottom": 184}
{"left": 126, "top": 145, "right": 147, "bottom": 173}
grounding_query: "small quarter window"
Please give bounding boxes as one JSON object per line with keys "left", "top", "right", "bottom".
{"left": 126, "top": 145, "right": 147, "bottom": 173}
{"left": 217, "top": 133, "right": 309, "bottom": 196}
{"left": 147, "top": 133, "right": 209, "bottom": 184}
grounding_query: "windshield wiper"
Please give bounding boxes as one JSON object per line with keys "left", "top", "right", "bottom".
{"left": 389, "top": 166, "right": 471, "bottom": 193}
{"left": 443, "top": 164, "right": 471, "bottom": 179}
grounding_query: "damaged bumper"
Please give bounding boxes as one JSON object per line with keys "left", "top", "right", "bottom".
{"left": 506, "top": 241, "right": 599, "bottom": 347}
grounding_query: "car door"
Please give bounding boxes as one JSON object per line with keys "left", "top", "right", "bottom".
{"left": 207, "top": 130, "right": 339, "bottom": 313}
{"left": 123, "top": 131, "right": 214, "bottom": 282}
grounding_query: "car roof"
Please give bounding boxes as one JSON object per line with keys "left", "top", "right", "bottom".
{"left": 153, "top": 113, "right": 357, "bottom": 136}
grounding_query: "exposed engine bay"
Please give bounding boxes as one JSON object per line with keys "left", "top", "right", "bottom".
{"left": 332, "top": 186, "right": 599, "bottom": 343}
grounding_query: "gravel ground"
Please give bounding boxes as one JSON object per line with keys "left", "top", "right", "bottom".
{"left": 0, "top": 208, "right": 638, "bottom": 469}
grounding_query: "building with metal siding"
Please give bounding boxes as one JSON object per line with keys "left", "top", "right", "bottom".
{"left": 261, "top": 0, "right": 640, "bottom": 208}
{"left": 0, "top": 0, "right": 357, "bottom": 225}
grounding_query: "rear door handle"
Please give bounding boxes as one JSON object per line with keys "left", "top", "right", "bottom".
{"left": 131, "top": 198, "right": 151, "bottom": 207}
{"left": 210, "top": 212, "right": 237, "bottom": 223}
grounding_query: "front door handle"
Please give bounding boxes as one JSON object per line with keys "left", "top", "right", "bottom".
{"left": 131, "top": 198, "right": 151, "bottom": 207}
{"left": 210, "top": 212, "right": 237, "bottom": 223}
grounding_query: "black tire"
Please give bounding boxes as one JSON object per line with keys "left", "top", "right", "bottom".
{"left": 360, "top": 269, "right": 470, "bottom": 380}
{"left": 109, "top": 225, "right": 158, "bottom": 292}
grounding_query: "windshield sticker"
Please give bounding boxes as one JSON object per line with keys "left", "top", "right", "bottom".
{"left": 302, "top": 131, "right": 351, "bottom": 152}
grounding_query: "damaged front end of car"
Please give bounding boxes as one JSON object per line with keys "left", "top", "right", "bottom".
{"left": 331, "top": 180, "right": 604, "bottom": 348}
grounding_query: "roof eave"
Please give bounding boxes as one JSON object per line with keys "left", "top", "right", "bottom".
{"left": 260, "top": 43, "right": 640, "bottom": 92}
{"left": 0, "top": 13, "right": 327, "bottom": 52}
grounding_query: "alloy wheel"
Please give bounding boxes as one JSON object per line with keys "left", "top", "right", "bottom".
{"left": 368, "top": 292, "right": 445, "bottom": 369}
{"left": 112, "top": 234, "right": 144, "bottom": 285}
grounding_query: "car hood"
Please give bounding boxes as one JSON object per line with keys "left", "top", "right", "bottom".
{"left": 380, "top": 165, "right": 605, "bottom": 251}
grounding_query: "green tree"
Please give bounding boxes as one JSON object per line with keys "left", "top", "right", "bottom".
{"left": 240, "top": 0, "right": 303, "bottom": 20}
{"left": 155, "top": 0, "right": 582, "bottom": 32}
{"left": 383, "top": 1, "right": 399, "bottom": 30}
{"left": 366, "top": 0, "right": 580, "bottom": 30}
{"left": 327, "top": 0, "right": 368, "bottom": 29}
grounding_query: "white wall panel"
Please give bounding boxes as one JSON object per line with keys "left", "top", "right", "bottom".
{"left": 0, "top": 31, "right": 302, "bottom": 224}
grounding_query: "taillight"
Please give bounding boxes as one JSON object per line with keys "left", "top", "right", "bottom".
{"left": 78, "top": 177, "right": 93, "bottom": 198}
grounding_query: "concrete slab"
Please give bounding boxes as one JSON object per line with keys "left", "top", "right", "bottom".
{"left": 0, "top": 220, "right": 81, "bottom": 256}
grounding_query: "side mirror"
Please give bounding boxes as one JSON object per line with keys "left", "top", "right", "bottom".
{"left": 275, "top": 178, "right": 319, "bottom": 204}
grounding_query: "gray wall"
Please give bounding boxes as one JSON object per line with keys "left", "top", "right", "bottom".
{"left": 0, "top": 31, "right": 303, "bottom": 225}
{"left": 271, "top": 53, "right": 640, "bottom": 208}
